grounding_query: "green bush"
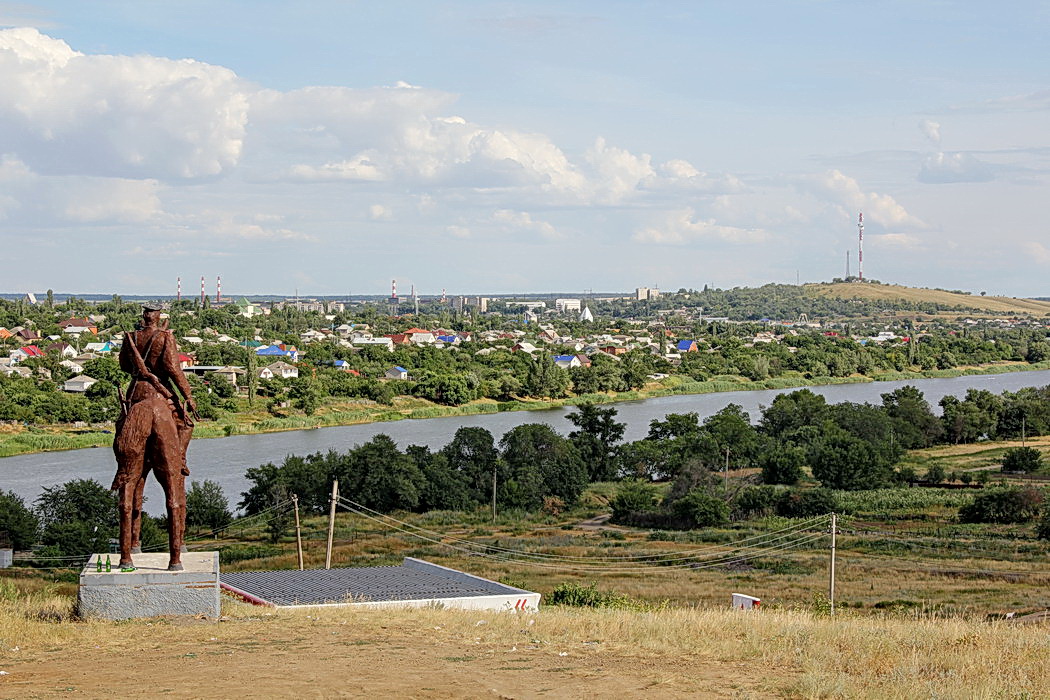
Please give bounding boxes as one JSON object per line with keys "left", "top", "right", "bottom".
{"left": 1001, "top": 447, "right": 1043, "bottom": 474}
{"left": 958, "top": 487, "right": 1044, "bottom": 524}
{"left": 671, "top": 489, "right": 729, "bottom": 528}
{"left": 218, "top": 544, "right": 283, "bottom": 564}
{"left": 609, "top": 480, "right": 659, "bottom": 523}
{"left": 776, "top": 488, "right": 837, "bottom": 518}
{"left": 733, "top": 485, "right": 780, "bottom": 518}
{"left": 547, "top": 582, "right": 663, "bottom": 611}
{"left": 1037, "top": 506, "right": 1050, "bottom": 541}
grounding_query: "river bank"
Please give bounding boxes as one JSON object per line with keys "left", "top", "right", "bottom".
{"left": 2, "top": 359, "right": 1048, "bottom": 459}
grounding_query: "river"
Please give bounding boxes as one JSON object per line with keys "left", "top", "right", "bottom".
{"left": 3, "top": 370, "right": 1048, "bottom": 513}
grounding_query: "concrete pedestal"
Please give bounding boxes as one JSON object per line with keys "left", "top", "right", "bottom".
{"left": 78, "top": 552, "right": 220, "bottom": 620}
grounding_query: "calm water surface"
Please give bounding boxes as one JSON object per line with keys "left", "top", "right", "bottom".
{"left": 3, "top": 370, "right": 1048, "bottom": 513}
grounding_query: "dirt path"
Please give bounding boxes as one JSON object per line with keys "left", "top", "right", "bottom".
{"left": 2, "top": 613, "right": 782, "bottom": 699}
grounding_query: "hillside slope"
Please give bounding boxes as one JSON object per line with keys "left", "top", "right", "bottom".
{"left": 807, "top": 282, "right": 1050, "bottom": 315}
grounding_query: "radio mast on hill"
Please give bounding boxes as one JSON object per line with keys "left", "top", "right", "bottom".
{"left": 857, "top": 212, "right": 864, "bottom": 282}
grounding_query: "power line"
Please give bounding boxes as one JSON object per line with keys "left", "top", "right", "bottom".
{"left": 336, "top": 499, "right": 827, "bottom": 573}
{"left": 337, "top": 496, "right": 829, "bottom": 564}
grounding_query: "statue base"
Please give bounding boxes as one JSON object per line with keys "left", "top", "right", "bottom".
{"left": 78, "top": 552, "right": 220, "bottom": 620}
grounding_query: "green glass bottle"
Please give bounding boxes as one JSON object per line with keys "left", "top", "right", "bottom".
{"left": 96, "top": 556, "right": 102, "bottom": 573}
{"left": 105, "top": 555, "right": 111, "bottom": 572}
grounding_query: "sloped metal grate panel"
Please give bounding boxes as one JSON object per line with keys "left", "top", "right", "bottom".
{"left": 221, "top": 563, "right": 517, "bottom": 606}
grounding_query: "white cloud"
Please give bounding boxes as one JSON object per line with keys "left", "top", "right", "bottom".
{"left": 446, "top": 225, "right": 471, "bottom": 239}
{"left": 919, "top": 119, "right": 941, "bottom": 146}
{"left": 918, "top": 152, "right": 993, "bottom": 184}
{"left": 492, "top": 209, "right": 560, "bottom": 239}
{"left": 0, "top": 27, "right": 249, "bottom": 180}
{"left": 633, "top": 208, "right": 766, "bottom": 245}
{"left": 368, "top": 204, "right": 391, "bottom": 220}
{"left": 801, "top": 170, "right": 924, "bottom": 229}
{"left": 0, "top": 154, "right": 161, "bottom": 225}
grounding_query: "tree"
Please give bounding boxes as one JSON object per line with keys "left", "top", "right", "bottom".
{"left": 289, "top": 378, "right": 322, "bottom": 416}
{"left": 407, "top": 446, "right": 472, "bottom": 512}
{"left": 186, "top": 480, "right": 233, "bottom": 533}
{"left": 566, "top": 403, "right": 626, "bottom": 482}
{"left": 760, "top": 389, "right": 828, "bottom": 441}
{"left": 500, "top": 424, "right": 587, "bottom": 509}
{"left": 34, "top": 479, "right": 117, "bottom": 555}
{"left": 441, "top": 427, "right": 501, "bottom": 505}
{"left": 1001, "top": 447, "right": 1043, "bottom": 474}
{"left": 343, "top": 435, "right": 424, "bottom": 512}
{"left": 760, "top": 445, "right": 805, "bottom": 485}
{"left": 703, "top": 404, "right": 761, "bottom": 468}
{"left": 0, "top": 490, "right": 39, "bottom": 550}
{"left": 809, "top": 429, "right": 895, "bottom": 490}
{"left": 881, "top": 385, "right": 944, "bottom": 448}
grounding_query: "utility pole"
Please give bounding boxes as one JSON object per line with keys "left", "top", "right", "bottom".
{"left": 325, "top": 480, "right": 339, "bottom": 570}
{"left": 724, "top": 447, "right": 730, "bottom": 493}
{"left": 829, "top": 513, "right": 837, "bottom": 617}
{"left": 492, "top": 466, "right": 498, "bottom": 523}
{"left": 293, "top": 494, "right": 304, "bottom": 571}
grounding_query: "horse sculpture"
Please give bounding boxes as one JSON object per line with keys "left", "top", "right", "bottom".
{"left": 111, "top": 304, "right": 197, "bottom": 571}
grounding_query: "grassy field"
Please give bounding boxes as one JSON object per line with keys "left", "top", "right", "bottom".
{"left": 808, "top": 282, "right": 1050, "bottom": 315}
{"left": 2, "top": 565, "right": 1048, "bottom": 698}
{"left": 4, "top": 447, "right": 1050, "bottom": 698}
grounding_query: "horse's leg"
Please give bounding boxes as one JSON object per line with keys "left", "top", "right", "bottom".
{"left": 152, "top": 407, "right": 187, "bottom": 571}
{"left": 131, "top": 476, "right": 147, "bottom": 554}
{"left": 113, "top": 404, "right": 150, "bottom": 568}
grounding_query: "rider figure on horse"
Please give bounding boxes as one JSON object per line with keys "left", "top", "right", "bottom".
{"left": 112, "top": 303, "right": 197, "bottom": 571}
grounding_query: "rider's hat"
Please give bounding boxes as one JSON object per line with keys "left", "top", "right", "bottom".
{"left": 142, "top": 302, "right": 164, "bottom": 312}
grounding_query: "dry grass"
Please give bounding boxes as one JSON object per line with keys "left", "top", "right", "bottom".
{"left": 1, "top": 578, "right": 1048, "bottom": 699}
{"left": 807, "top": 282, "right": 1050, "bottom": 315}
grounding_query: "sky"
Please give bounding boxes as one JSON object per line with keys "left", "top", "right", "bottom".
{"left": 1, "top": 1, "right": 1048, "bottom": 297}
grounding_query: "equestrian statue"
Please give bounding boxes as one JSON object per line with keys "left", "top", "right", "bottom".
{"left": 111, "top": 303, "right": 197, "bottom": 571}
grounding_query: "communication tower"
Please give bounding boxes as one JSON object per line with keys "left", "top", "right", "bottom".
{"left": 857, "top": 212, "right": 864, "bottom": 282}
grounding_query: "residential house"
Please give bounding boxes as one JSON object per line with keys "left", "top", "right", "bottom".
{"left": 351, "top": 337, "right": 394, "bottom": 352}
{"left": 331, "top": 360, "right": 361, "bottom": 376}
{"left": 0, "top": 328, "right": 12, "bottom": 340}
{"left": 385, "top": 334, "right": 411, "bottom": 347}
{"left": 58, "top": 318, "right": 98, "bottom": 335}
{"left": 16, "top": 329, "right": 41, "bottom": 343}
{"left": 63, "top": 375, "right": 98, "bottom": 393}
{"left": 385, "top": 366, "right": 409, "bottom": 380}
{"left": 259, "top": 361, "right": 299, "bottom": 380}
{"left": 676, "top": 340, "right": 698, "bottom": 353}
{"left": 435, "top": 334, "right": 460, "bottom": 345}
{"left": 59, "top": 359, "right": 85, "bottom": 375}
{"left": 599, "top": 345, "right": 627, "bottom": 356}
{"left": 256, "top": 345, "right": 300, "bottom": 362}
{"left": 1, "top": 364, "right": 32, "bottom": 378}
{"left": 553, "top": 354, "right": 582, "bottom": 370}
{"left": 10, "top": 346, "right": 44, "bottom": 363}
{"left": 181, "top": 336, "right": 204, "bottom": 345}
{"left": 178, "top": 353, "right": 195, "bottom": 369}
{"left": 46, "top": 342, "right": 77, "bottom": 358}
{"left": 511, "top": 342, "right": 538, "bottom": 354}
{"left": 83, "top": 341, "right": 113, "bottom": 354}
{"left": 211, "top": 366, "right": 246, "bottom": 388}
{"left": 574, "top": 354, "right": 592, "bottom": 368}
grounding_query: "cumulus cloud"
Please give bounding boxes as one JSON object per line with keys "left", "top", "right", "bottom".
{"left": 800, "top": 170, "right": 924, "bottom": 228}
{"left": 633, "top": 208, "right": 766, "bottom": 245}
{"left": 368, "top": 204, "right": 391, "bottom": 220}
{"left": 918, "top": 151, "right": 994, "bottom": 184}
{"left": 492, "top": 209, "right": 560, "bottom": 239}
{"left": 919, "top": 119, "right": 941, "bottom": 146}
{"left": 0, "top": 154, "right": 161, "bottom": 225}
{"left": 0, "top": 27, "right": 249, "bottom": 179}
